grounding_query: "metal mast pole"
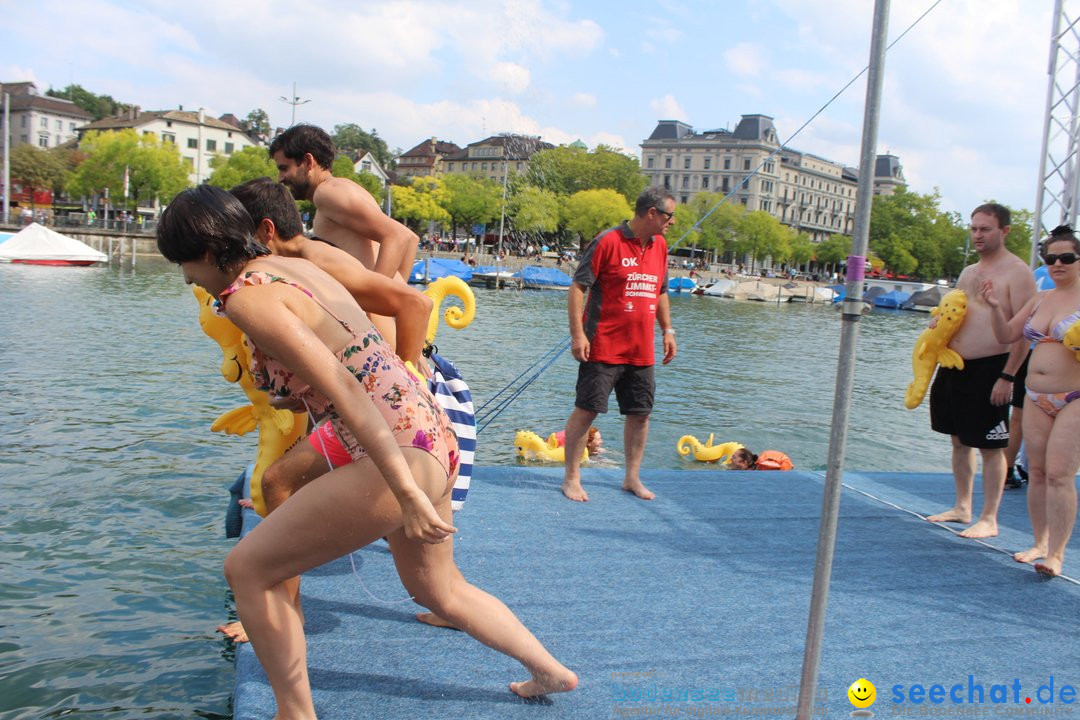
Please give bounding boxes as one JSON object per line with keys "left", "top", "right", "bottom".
{"left": 795, "top": 1, "right": 890, "bottom": 717}
{"left": 2, "top": 90, "right": 9, "bottom": 223}
{"left": 1032, "top": 0, "right": 1080, "bottom": 265}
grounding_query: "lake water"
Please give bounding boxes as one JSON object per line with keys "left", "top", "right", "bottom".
{"left": 0, "top": 260, "right": 950, "bottom": 719}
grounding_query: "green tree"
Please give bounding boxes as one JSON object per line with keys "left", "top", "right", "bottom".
{"left": 667, "top": 201, "right": 701, "bottom": 255}
{"left": 390, "top": 176, "right": 451, "bottom": 232}
{"left": 330, "top": 155, "right": 385, "bottom": 205}
{"left": 507, "top": 185, "right": 560, "bottom": 234}
{"left": 688, "top": 192, "right": 744, "bottom": 257}
{"left": 440, "top": 174, "right": 502, "bottom": 240}
{"left": 10, "top": 145, "right": 67, "bottom": 208}
{"left": 46, "top": 84, "right": 128, "bottom": 120}
{"left": 734, "top": 210, "right": 787, "bottom": 272}
{"left": 814, "top": 234, "right": 852, "bottom": 273}
{"left": 788, "top": 232, "right": 815, "bottom": 270}
{"left": 525, "top": 145, "right": 646, "bottom": 204}
{"left": 207, "top": 146, "right": 277, "bottom": 188}
{"left": 244, "top": 108, "right": 271, "bottom": 138}
{"left": 332, "top": 123, "right": 394, "bottom": 169}
{"left": 868, "top": 187, "right": 966, "bottom": 279}
{"left": 69, "top": 129, "right": 189, "bottom": 211}
{"left": 562, "top": 188, "right": 632, "bottom": 247}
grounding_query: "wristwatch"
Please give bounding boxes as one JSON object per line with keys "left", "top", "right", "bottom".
{"left": 663, "top": 328, "right": 676, "bottom": 335}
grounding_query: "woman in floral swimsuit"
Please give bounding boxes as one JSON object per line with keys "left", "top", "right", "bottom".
{"left": 983, "top": 225, "right": 1080, "bottom": 577}
{"left": 157, "top": 186, "right": 576, "bottom": 718}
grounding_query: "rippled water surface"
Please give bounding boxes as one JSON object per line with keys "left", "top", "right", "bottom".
{"left": 0, "top": 261, "right": 949, "bottom": 719}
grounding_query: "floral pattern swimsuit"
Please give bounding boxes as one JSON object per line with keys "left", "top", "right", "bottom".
{"left": 218, "top": 271, "right": 459, "bottom": 481}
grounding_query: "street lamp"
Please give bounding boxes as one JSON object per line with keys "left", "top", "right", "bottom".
{"left": 279, "top": 82, "right": 310, "bottom": 127}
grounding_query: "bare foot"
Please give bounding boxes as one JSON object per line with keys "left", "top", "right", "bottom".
{"left": 216, "top": 621, "right": 249, "bottom": 643}
{"left": 927, "top": 508, "right": 971, "bottom": 524}
{"left": 959, "top": 519, "right": 998, "bottom": 539}
{"left": 238, "top": 498, "right": 254, "bottom": 509}
{"left": 510, "top": 667, "right": 579, "bottom": 698}
{"left": 416, "top": 612, "right": 460, "bottom": 630}
{"left": 1035, "top": 556, "right": 1064, "bottom": 577}
{"left": 562, "top": 480, "right": 589, "bottom": 502}
{"left": 622, "top": 480, "right": 655, "bottom": 500}
{"left": 1013, "top": 546, "right": 1046, "bottom": 564}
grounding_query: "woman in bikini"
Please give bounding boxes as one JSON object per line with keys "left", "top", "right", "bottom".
{"left": 157, "top": 186, "right": 576, "bottom": 718}
{"left": 982, "top": 225, "right": 1080, "bottom": 577}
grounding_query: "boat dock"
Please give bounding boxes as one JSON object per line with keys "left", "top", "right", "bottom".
{"left": 230, "top": 466, "right": 1080, "bottom": 719}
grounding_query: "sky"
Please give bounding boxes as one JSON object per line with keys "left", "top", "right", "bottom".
{"left": 0, "top": 0, "right": 1055, "bottom": 220}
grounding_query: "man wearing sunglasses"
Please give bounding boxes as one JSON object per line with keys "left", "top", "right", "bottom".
{"left": 561, "top": 187, "right": 678, "bottom": 502}
{"left": 927, "top": 203, "right": 1037, "bottom": 539}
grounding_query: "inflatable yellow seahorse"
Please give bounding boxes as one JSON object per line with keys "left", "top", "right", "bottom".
{"left": 676, "top": 434, "right": 744, "bottom": 464}
{"left": 1063, "top": 318, "right": 1080, "bottom": 362}
{"left": 904, "top": 289, "right": 967, "bottom": 409}
{"left": 193, "top": 286, "right": 307, "bottom": 517}
{"left": 514, "top": 430, "right": 588, "bottom": 463}
{"left": 423, "top": 276, "right": 476, "bottom": 344}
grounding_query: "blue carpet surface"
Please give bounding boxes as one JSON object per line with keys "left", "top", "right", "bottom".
{"left": 232, "top": 468, "right": 1080, "bottom": 719}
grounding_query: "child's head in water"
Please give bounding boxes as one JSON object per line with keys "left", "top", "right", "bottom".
{"left": 586, "top": 426, "right": 603, "bottom": 455}
{"left": 729, "top": 448, "right": 756, "bottom": 470}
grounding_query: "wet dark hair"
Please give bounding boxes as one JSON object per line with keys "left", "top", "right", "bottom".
{"left": 971, "top": 202, "right": 1011, "bottom": 229}
{"left": 268, "top": 124, "right": 336, "bottom": 170}
{"left": 731, "top": 448, "right": 758, "bottom": 469}
{"left": 157, "top": 185, "right": 269, "bottom": 271}
{"left": 230, "top": 177, "right": 306, "bottom": 240}
{"left": 635, "top": 186, "right": 675, "bottom": 217}
{"left": 1043, "top": 224, "right": 1080, "bottom": 256}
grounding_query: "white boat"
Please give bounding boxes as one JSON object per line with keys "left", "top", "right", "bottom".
{"left": 0, "top": 223, "right": 107, "bottom": 266}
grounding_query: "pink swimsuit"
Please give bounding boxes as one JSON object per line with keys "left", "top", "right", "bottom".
{"left": 218, "top": 271, "right": 458, "bottom": 480}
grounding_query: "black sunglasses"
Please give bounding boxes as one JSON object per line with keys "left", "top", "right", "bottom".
{"left": 653, "top": 207, "right": 674, "bottom": 221}
{"left": 1043, "top": 252, "right": 1078, "bottom": 265}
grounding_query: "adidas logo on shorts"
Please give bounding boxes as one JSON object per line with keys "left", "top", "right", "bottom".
{"left": 985, "top": 421, "right": 1009, "bottom": 441}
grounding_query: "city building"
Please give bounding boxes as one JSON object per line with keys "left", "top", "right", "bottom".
{"left": 78, "top": 106, "right": 259, "bottom": 185}
{"left": 1, "top": 81, "right": 94, "bottom": 151}
{"left": 395, "top": 137, "right": 462, "bottom": 180}
{"left": 640, "top": 115, "right": 906, "bottom": 242}
{"left": 441, "top": 134, "right": 555, "bottom": 184}
{"left": 353, "top": 151, "right": 389, "bottom": 186}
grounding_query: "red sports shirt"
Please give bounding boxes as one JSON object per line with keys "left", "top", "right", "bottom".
{"left": 573, "top": 222, "right": 669, "bottom": 366}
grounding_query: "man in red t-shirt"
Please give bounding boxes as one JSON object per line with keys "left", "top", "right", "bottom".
{"left": 561, "top": 187, "right": 678, "bottom": 502}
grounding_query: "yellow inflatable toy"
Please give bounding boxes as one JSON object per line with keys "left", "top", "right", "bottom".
{"left": 1063, "top": 318, "right": 1080, "bottom": 362}
{"left": 904, "top": 289, "right": 967, "bottom": 409}
{"left": 676, "top": 434, "right": 744, "bottom": 464}
{"left": 193, "top": 286, "right": 307, "bottom": 518}
{"left": 514, "top": 430, "right": 588, "bottom": 463}
{"left": 423, "top": 276, "right": 475, "bottom": 344}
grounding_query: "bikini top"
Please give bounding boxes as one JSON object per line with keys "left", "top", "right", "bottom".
{"left": 218, "top": 270, "right": 383, "bottom": 417}
{"left": 1022, "top": 296, "right": 1080, "bottom": 344}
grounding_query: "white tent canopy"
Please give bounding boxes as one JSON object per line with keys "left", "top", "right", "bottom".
{"left": 0, "top": 223, "right": 107, "bottom": 264}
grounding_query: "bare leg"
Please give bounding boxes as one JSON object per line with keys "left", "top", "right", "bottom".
{"left": 1005, "top": 405, "right": 1025, "bottom": 487}
{"left": 562, "top": 407, "right": 597, "bottom": 502}
{"left": 387, "top": 496, "right": 577, "bottom": 698}
{"left": 221, "top": 440, "right": 331, "bottom": 642}
{"left": 1016, "top": 400, "right": 1051, "bottom": 563}
{"left": 960, "top": 447, "right": 1005, "bottom": 538}
{"left": 622, "top": 414, "right": 654, "bottom": 500}
{"left": 927, "top": 437, "right": 974, "bottom": 524}
{"left": 1035, "top": 402, "right": 1080, "bottom": 577}
{"left": 415, "top": 611, "right": 459, "bottom": 629}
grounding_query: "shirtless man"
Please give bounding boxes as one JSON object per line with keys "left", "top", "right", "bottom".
{"left": 927, "top": 203, "right": 1036, "bottom": 538}
{"left": 216, "top": 178, "right": 433, "bottom": 642}
{"left": 269, "top": 123, "right": 417, "bottom": 282}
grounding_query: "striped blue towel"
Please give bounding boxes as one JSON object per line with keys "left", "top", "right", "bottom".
{"left": 428, "top": 353, "right": 475, "bottom": 510}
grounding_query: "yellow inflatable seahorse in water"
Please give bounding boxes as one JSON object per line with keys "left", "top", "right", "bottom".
{"left": 193, "top": 286, "right": 307, "bottom": 517}
{"left": 904, "top": 289, "right": 967, "bottom": 409}
{"left": 676, "top": 434, "right": 744, "bottom": 464}
{"left": 514, "top": 430, "right": 588, "bottom": 463}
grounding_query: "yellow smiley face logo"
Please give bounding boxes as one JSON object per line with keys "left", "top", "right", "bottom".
{"left": 848, "top": 678, "right": 876, "bottom": 708}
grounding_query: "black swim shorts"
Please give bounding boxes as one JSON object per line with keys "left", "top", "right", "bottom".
{"left": 929, "top": 353, "right": 1009, "bottom": 449}
{"left": 575, "top": 361, "right": 655, "bottom": 415}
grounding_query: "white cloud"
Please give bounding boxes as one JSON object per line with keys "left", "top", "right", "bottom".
{"left": 571, "top": 92, "right": 597, "bottom": 108}
{"left": 488, "top": 62, "right": 532, "bottom": 94}
{"left": 725, "top": 43, "right": 765, "bottom": 78}
{"left": 649, "top": 94, "right": 687, "bottom": 122}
